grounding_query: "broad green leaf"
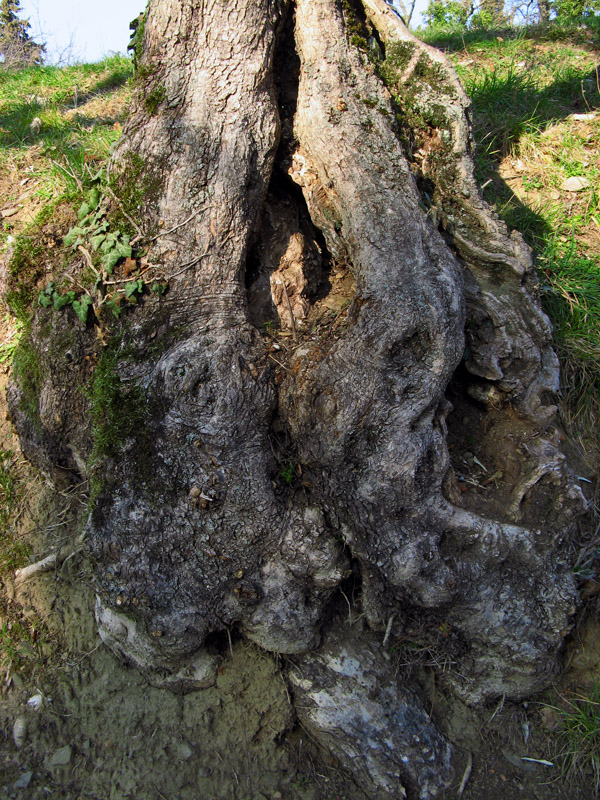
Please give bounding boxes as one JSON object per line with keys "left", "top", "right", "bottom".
{"left": 63, "top": 227, "right": 85, "bottom": 247}
{"left": 125, "top": 280, "right": 142, "bottom": 298}
{"left": 38, "top": 292, "right": 52, "bottom": 308}
{"left": 88, "top": 186, "right": 100, "bottom": 209}
{"left": 90, "top": 234, "right": 107, "bottom": 252}
{"left": 72, "top": 295, "right": 93, "bottom": 324}
{"left": 102, "top": 249, "right": 121, "bottom": 274}
{"left": 115, "top": 240, "right": 132, "bottom": 259}
{"left": 105, "top": 300, "right": 121, "bottom": 319}
{"left": 100, "top": 233, "right": 118, "bottom": 253}
{"left": 53, "top": 292, "right": 74, "bottom": 311}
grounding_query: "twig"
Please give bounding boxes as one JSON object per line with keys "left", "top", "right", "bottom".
{"left": 489, "top": 694, "right": 506, "bottom": 723}
{"left": 14, "top": 553, "right": 56, "bottom": 583}
{"left": 77, "top": 245, "right": 100, "bottom": 277}
{"left": 167, "top": 251, "right": 209, "bottom": 280}
{"left": 281, "top": 282, "right": 298, "bottom": 341}
{"left": 457, "top": 751, "right": 473, "bottom": 798}
{"left": 102, "top": 265, "right": 156, "bottom": 287}
{"left": 340, "top": 589, "right": 353, "bottom": 624}
{"left": 267, "top": 353, "right": 290, "bottom": 371}
{"left": 382, "top": 614, "right": 395, "bottom": 648}
{"left": 146, "top": 204, "right": 219, "bottom": 243}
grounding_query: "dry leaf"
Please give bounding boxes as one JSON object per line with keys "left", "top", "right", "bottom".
{"left": 539, "top": 706, "right": 560, "bottom": 731}
{"left": 123, "top": 257, "right": 137, "bottom": 276}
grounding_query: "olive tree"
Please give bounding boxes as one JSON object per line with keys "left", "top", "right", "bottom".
{"left": 9, "top": 0, "right": 585, "bottom": 795}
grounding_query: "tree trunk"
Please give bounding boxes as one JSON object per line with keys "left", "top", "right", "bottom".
{"left": 8, "top": 0, "right": 586, "bottom": 796}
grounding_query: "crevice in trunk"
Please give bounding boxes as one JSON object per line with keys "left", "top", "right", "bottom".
{"left": 267, "top": 407, "right": 303, "bottom": 494}
{"left": 246, "top": 9, "right": 356, "bottom": 344}
{"left": 245, "top": 170, "right": 334, "bottom": 333}
{"left": 443, "top": 362, "right": 575, "bottom": 533}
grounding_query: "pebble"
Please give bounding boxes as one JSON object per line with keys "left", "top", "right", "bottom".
{"left": 561, "top": 176, "right": 590, "bottom": 192}
{"left": 27, "top": 693, "right": 43, "bottom": 711}
{"left": 50, "top": 745, "right": 72, "bottom": 767}
{"left": 12, "top": 772, "right": 33, "bottom": 790}
{"left": 13, "top": 716, "right": 27, "bottom": 749}
{"left": 176, "top": 742, "right": 193, "bottom": 760}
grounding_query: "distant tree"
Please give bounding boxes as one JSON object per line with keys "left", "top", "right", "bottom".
{"left": 0, "top": 0, "right": 45, "bottom": 67}
{"left": 387, "top": 0, "right": 418, "bottom": 26}
{"left": 472, "top": 0, "right": 506, "bottom": 25}
{"left": 424, "top": 0, "right": 470, "bottom": 28}
{"left": 551, "top": 0, "right": 600, "bottom": 18}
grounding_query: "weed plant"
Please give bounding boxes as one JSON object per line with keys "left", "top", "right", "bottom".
{"left": 545, "top": 686, "right": 600, "bottom": 796}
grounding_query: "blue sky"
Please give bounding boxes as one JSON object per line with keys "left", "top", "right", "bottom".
{"left": 21, "top": 0, "right": 144, "bottom": 64}
{"left": 21, "top": 1, "right": 429, "bottom": 65}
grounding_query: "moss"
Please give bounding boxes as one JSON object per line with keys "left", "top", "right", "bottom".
{"left": 5, "top": 195, "right": 78, "bottom": 320}
{"left": 412, "top": 55, "right": 455, "bottom": 97}
{"left": 379, "top": 42, "right": 416, "bottom": 82}
{"left": 11, "top": 329, "right": 44, "bottom": 432}
{"left": 350, "top": 34, "right": 369, "bottom": 52}
{"left": 108, "top": 151, "right": 162, "bottom": 238}
{"left": 128, "top": 4, "right": 148, "bottom": 71}
{"left": 144, "top": 84, "right": 166, "bottom": 116}
{"left": 87, "top": 340, "right": 148, "bottom": 462}
{"left": 342, "top": 0, "right": 371, "bottom": 54}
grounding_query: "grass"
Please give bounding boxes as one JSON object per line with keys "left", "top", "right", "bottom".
{"left": 416, "top": 22, "right": 600, "bottom": 457}
{"left": 543, "top": 686, "right": 600, "bottom": 795}
{"left": 0, "top": 617, "right": 42, "bottom": 681}
{"left": 0, "top": 449, "right": 29, "bottom": 575}
{"left": 0, "top": 311, "right": 23, "bottom": 364}
{"left": 0, "top": 53, "right": 133, "bottom": 248}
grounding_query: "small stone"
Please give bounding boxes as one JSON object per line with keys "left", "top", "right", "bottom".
{"left": 13, "top": 716, "right": 27, "bottom": 749}
{"left": 27, "top": 693, "right": 43, "bottom": 710}
{"left": 1, "top": 207, "right": 20, "bottom": 218}
{"left": 561, "top": 176, "right": 590, "bottom": 192}
{"left": 176, "top": 742, "right": 193, "bottom": 760}
{"left": 12, "top": 771, "right": 33, "bottom": 790}
{"left": 50, "top": 745, "right": 72, "bottom": 767}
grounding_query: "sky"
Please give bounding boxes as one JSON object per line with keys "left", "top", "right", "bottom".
{"left": 20, "top": 0, "right": 429, "bottom": 66}
{"left": 21, "top": 0, "right": 144, "bottom": 64}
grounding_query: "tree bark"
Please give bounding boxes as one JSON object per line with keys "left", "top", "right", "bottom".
{"left": 7, "top": 0, "right": 587, "bottom": 796}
